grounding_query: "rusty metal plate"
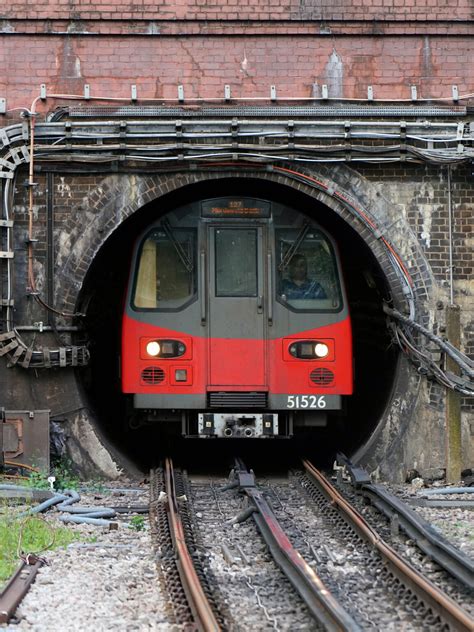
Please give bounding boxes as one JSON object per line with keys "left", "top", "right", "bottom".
{"left": 1, "top": 410, "right": 50, "bottom": 472}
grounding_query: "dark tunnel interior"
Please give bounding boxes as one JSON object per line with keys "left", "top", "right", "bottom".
{"left": 77, "top": 177, "right": 399, "bottom": 472}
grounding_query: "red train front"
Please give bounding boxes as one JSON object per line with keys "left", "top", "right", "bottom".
{"left": 122, "top": 197, "right": 353, "bottom": 438}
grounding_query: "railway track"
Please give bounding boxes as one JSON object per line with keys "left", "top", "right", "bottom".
{"left": 301, "top": 460, "right": 474, "bottom": 631}
{"left": 149, "top": 460, "right": 226, "bottom": 630}
{"left": 0, "top": 558, "right": 43, "bottom": 625}
{"left": 151, "top": 457, "right": 474, "bottom": 631}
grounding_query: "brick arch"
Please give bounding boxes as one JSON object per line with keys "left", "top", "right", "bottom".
{"left": 55, "top": 166, "right": 432, "bottom": 316}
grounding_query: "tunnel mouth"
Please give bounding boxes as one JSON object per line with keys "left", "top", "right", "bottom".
{"left": 76, "top": 176, "right": 399, "bottom": 472}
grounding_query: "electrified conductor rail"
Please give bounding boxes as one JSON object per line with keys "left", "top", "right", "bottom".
{"left": 335, "top": 453, "right": 474, "bottom": 590}
{"left": 302, "top": 459, "right": 474, "bottom": 632}
{"left": 231, "top": 458, "right": 362, "bottom": 631}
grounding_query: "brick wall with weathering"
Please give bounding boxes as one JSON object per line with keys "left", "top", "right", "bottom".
{"left": 2, "top": 0, "right": 473, "bottom": 21}
{"left": 359, "top": 164, "right": 474, "bottom": 415}
{"left": 1, "top": 1, "right": 473, "bottom": 476}
{"left": 1, "top": 0, "right": 474, "bottom": 116}
{"left": 10, "top": 162, "right": 474, "bottom": 406}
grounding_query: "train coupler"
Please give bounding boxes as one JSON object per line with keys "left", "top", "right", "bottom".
{"left": 198, "top": 413, "right": 278, "bottom": 438}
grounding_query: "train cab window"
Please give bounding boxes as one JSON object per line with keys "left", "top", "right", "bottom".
{"left": 276, "top": 228, "right": 342, "bottom": 311}
{"left": 215, "top": 228, "right": 258, "bottom": 297}
{"left": 132, "top": 228, "right": 195, "bottom": 310}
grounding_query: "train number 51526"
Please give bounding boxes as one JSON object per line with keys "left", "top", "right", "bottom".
{"left": 286, "top": 395, "right": 326, "bottom": 409}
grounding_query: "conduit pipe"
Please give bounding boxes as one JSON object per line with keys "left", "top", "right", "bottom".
{"left": 447, "top": 166, "right": 454, "bottom": 305}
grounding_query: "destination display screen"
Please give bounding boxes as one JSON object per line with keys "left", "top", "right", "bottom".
{"left": 201, "top": 198, "right": 271, "bottom": 219}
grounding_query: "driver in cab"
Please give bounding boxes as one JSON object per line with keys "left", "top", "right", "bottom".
{"left": 281, "top": 254, "right": 327, "bottom": 300}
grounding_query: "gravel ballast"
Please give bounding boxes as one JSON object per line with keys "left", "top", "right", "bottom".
{"left": 1, "top": 474, "right": 472, "bottom": 631}
{"left": 1, "top": 482, "right": 172, "bottom": 632}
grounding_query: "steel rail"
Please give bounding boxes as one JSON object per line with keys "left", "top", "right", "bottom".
{"left": 336, "top": 452, "right": 474, "bottom": 589}
{"left": 233, "top": 460, "right": 361, "bottom": 631}
{"left": 303, "top": 460, "right": 474, "bottom": 632}
{"left": 0, "top": 559, "right": 43, "bottom": 624}
{"left": 164, "top": 458, "right": 220, "bottom": 632}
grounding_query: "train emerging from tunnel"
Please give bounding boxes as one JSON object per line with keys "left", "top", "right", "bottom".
{"left": 121, "top": 196, "right": 353, "bottom": 438}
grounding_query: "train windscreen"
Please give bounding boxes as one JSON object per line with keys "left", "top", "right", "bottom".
{"left": 132, "top": 228, "right": 196, "bottom": 310}
{"left": 276, "top": 228, "right": 342, "bottom": 311}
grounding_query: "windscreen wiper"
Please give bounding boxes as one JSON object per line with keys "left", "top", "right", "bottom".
{"left": 278, "top": 222, "right": 310, "bottom": 271}
{"left": 161, "top": 219, "right": 194, "bottom": 272}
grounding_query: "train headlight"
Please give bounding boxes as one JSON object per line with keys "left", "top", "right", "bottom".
{"left": 314, "top": 343, "right": 329, "bottom": 358}
{"left": 143, "top": 339, "right": 187, "bottom": 358}
{"left": 287, "top": 339, "right": 333, "bottom": 360}
{"left": 146, "top": 341, "right": 161, "bottom": 356}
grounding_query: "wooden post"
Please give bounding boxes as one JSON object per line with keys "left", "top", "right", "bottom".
{"left": 445, "top": 304, "right": 462, "bottom": 483}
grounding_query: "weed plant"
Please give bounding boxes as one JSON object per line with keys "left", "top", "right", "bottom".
{"left": 24, "top": 459, "right": 82, "bottom": 492}
{"left": 0, "top": 511, "right": 78, "bottom": 585}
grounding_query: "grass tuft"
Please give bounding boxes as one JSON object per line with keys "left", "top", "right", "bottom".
{"left": 0, "top": 512, "right": 78, "bottom": 585}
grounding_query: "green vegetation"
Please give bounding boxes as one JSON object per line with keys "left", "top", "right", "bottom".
{"left": 23, "top": 469, "right": 51, "bottom": 490}
{"left": 24, "top": 459, "right": 81, "bottom": 492}
{"left": 0, "top": 513, "right": 78, "bottom": 584}
{"left": 129, "top": 515, "right": 146, "bottom": 531}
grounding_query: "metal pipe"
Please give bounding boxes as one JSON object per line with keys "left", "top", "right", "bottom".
{"left": 14, "top": 325, "right": 81, "bottom": 332}
{"left": 46, "top": 172, "right": 54, "bottom": 324}
{"left": 447, "top": 166, "right": 454, "bottom": 305}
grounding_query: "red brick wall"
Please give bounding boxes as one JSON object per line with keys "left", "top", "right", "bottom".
{"left": 2, "top": 34, "right": 473, "bottom": 114}
{"left": 2, "top": 0, "right": 473, "bottom": 21}
{"left": 1, "top": 1, "right": 473, "bottom": 116}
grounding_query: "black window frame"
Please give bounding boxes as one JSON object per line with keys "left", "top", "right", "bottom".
{"left": 275, "top": 227, "right": 343, "bottom": 314}
{"left": 131, "top": 227, "right": 198, "bottom": 313}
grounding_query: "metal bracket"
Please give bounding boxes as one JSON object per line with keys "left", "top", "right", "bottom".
{"left": 0, "top": 129, "right": 10, "bottom": 147}
{"left": 177, "top": 85, "right": 184, "bottom": 103}
{"left": 40, "top": 84, "right": 47, "bottom": 100}
{"left": 452, "top": 85, "right": 459, "bottom": 102}
{"left": 270, "top": 85, "right": 277, "bottom": 101}
{"left": 83, "top": 84, "right": 90, "bottom": 100}
{"left": 0, "top": 98, "right": 5, "bottom": 114}
{"left": 224, "top": 84, "right": 231, "bottom": 102}
{"left": 367, "top": 86, "right": 374, "bottom": 101}
{"left": 411, "top": 85, "right": 418, "bottom": 101}
{"left": 321, "top": 84, "right": 329, "bottom": 99}
{"left": 131, "top": 84, "right": 137, "bottom": 102}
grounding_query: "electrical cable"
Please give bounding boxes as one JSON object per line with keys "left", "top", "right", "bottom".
{"left": 1, "top": 109, "right": 472, "bottom": 379}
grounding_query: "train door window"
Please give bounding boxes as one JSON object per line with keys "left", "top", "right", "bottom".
{"left": 215, "top": 228, "right": 258, "bottom": 297}
{"left": 132, "top": 228, "right": 195, "bottom": 310}
{"left": 276, "top": 227, "right": 342, "bottom": 311}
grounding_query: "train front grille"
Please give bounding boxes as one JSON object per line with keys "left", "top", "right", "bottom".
{"left": 310, "top": 368, "right": 334, "bottom": 386}
{"left": 208, "top": 391, "right": 268, "bottom": 408}
{"left": 141, "top": 367, "right": 165, "bottom": 385}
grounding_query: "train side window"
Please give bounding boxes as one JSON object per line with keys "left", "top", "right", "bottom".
{"left": 215, "top": 228, "right": 258, "bottom": 297}
{"left": 132, "top": 229, "right": 195, "bottom": 310}
{"left": 276, "top": 228, "right": 342, "bottom": 311}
